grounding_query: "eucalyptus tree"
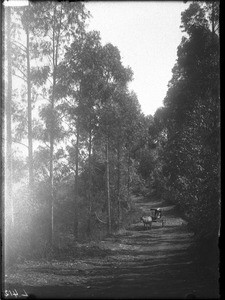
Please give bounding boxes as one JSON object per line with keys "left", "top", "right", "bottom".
{"left": 110, "top": 90, "right": 144, "bottom": 225}
{"left": 5, "top": 6, "right": 13, "bottom": 227}
{"left": 159, "top": 2, "right": 220, "bottom": 239}
{"left": 96, "top": 44, "right": 133, "bottom": 234}
{"left": 57, "top": 35, "right": 133, "bottom": 235}
{"left": 21, "top": 5, "right": 34, "bottom": 196}
{"left": 9, "top": 4, "right": 36, "bottom": 197}
{"left": 5, "top": 3, "right": 33, "bottom": 222}
{"left": 26, "top": 1, "right": 89, "bottom": 244}
{"left": 56, "top": 30, "right": 103, "bottom": 238}
{"left": 120, "top": 92, "right": 142, "bottom": 203}
{"left": 106, "top": 89, "right": 129, "bottom": 225}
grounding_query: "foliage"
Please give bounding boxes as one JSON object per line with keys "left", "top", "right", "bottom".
{"left": 151, "top": 2, "right": 220, "bottom": 240}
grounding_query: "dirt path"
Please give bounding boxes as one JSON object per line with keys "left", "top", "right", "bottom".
{"left": 4, "top": 196, "right": 219, "bottom": 299}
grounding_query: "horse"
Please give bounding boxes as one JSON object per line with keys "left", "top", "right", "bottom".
{"left": 140, "top": 216, "right": 153, "bottom": 230}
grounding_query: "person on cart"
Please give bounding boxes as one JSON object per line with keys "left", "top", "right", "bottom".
{"left": 151, "top": 208, "right": 162, "bottom": 220}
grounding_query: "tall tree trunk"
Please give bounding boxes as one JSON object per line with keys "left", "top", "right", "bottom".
{"left": 49, "top": 3, "right": 62, "bottom": 245}
{"left": 87, "top": 128, "right": 92, "bottom": 236}
{"left": 106, "top": 136, "right": 111, "bottom": 234}
{"left": 6, "top": 6, "right": 14, "bottom": 228}
{"left": 49, "top": 118, "right": 54, "bottom": 245}
{"left": 127, "top": 150, "right": 131, "bottom": 202}
{"left": 26, "top": 24, "right": 34, "bottom": 199}
{"left": 74, "top": 123, "right": 79, "bottom": 239}
{"left": 117, "top": 138, "right": 121, "bottom": 228}
{"left": 49, "top": 4, "right": 56, "bottom": 245}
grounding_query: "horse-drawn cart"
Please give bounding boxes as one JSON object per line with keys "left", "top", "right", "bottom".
{"left": 150, "top": 208, "right": 165, "bottom": 227}
{"left": 140, "top": 208, "right": 165, "bottom": 229}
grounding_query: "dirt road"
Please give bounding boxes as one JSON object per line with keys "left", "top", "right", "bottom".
{"left": 4, "top": 196, "right": 219, "bottom": 299}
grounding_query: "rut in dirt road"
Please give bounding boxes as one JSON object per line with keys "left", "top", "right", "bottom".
{"left": 82, "top": 196, "right": 218, "bottom": 299}
{"left": 5, "top": 196, "right": 219, "bottom": 299}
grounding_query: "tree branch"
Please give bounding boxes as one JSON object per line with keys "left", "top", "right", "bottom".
{"left": 3, "top": 136, "right": 28, "bottom": 148}
{"left": 43, "top": 141, "right": 51, "bottom": 149}
{"left": 14, "top": 66, "right": 27, "bottom": 81}
{"left": 12, "top": 72, "right": 27, "bottom": 83}
{"left": 13, "top": 139, "right": 29, "bottom": 148}
{"left": 94, "top": 212, "right": 107, "bottom": 224}
{"left": 11, "top": 40, "right": 27, "bottom": 53}
{"left": 46, "top": 53, "right": 53, "bottom": 65}
{"left": 41, "top": 165, "right": 50, "bottom": 177}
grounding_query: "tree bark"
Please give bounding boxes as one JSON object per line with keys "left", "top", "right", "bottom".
{"left": 49, "top": 121, "right": 54, "bottom": 245}
{"left": 74, "top": 123, "right": 79, "bottom": 239}
{"left": 49, "top": 3, "right": 63, "bottom": 245}
{"left": 6, "top": 6, "right": 14, "bottom": 228}
{"left": 106, "top": 137, "right": 111, "bottom": 234}
{"left": 127, "top": 150, "right": 131, "bottom": 202}
{"left": 117, "top": 138, "right": 121, "bottom": 228}
{"left": 87, "top": 128, "right": 92, "bottom": 236}
{"left": 26, "top": 22, "right": 34, "bottom": 199}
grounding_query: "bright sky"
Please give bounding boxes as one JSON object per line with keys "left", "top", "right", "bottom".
{"left": 85, "top": 1, "right": 189, "bottom": 116}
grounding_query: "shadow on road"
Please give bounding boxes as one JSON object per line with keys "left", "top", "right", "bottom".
{"left": 4, "top": 195, "right": 219, "bottom": 299}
